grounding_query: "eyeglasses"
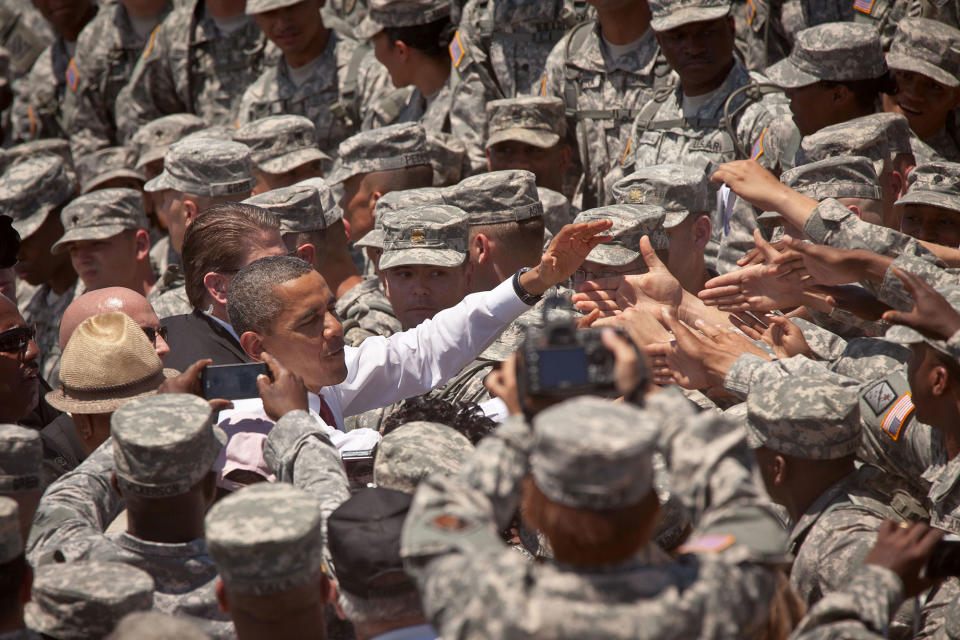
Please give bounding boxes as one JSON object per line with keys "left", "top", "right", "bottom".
{"left": 142, "top": 326, "right": 168, "bottom": 344}
{"left": 0, "top": 325, "right": 36, "bottom": 354}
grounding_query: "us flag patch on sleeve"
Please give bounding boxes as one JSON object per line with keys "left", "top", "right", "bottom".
{"left": 65, "top": 58, "right": 79, "bottom": 92}
{"left": 449, "top": 30, "right": 465, "bottom": 69}
{"left": 751, "top": 128, "right": 767, "bottom": 160}
{"left": 853, "top": 0, "right": 877, "bottom": 15}
{"left": 880, "top": 393, "right": 915, "bottom": 441}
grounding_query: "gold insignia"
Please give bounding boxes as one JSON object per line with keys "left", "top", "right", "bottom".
{"left": 411, "top": 229, "right": 425, "bottom": 243}
{"left": 629, "top": 188, "right": 644, "bottom": 204}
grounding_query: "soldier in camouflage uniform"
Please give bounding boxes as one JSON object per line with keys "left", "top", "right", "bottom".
{"left": 107, "top": 611, "right": 211, "bottom": 640}
{"left": 881, "top": 18, "right": 960, "bottom": 163}
{"left": 400, "top": 395, "right": 788, "bottom": 638}
{"left": 27, "top": 393, "right": 233, "bottom": 638}
{"left": 237, "top": 0, "right": 388, "bottom": 158}
{"left": 0, "top": 0, "right": 52, "bottom": 86}
{"left": 537, "top": 185, "right": 577, "bottom": 237}
{"left": 114, "top": 0, "right": 273, "bottom": 142}
{"left": 322, "top": 0, "right": 370, "bottom": 39}
{"left": 0, "top": 154, "right": 79, "bottom": 383}
{"left": 24, "top": 562, "right": 155, "bottom": 639}
{"left": 205, "top": 483, "right": 330, "bottom": 639}
{"left": 233, "top": 114, "right": 329, "bottom": 195}
{"left": 62, "top": 1, "right": 174, "bottom": 158}
{"left": 0, "top": 424, "right": 42, "bottom": 542}
{"left": 540, "top": 0, "right": 674, "bottom": 209}
{"left": 851, "top": 0, "right": 960, "bottom": 49}
{"left": 373, "top": 420, "right": 474, "bottom": 492}
{"left": 0, "top": 497, "right": 41, "bottom": 640}
{"left": 8, "top": 1, "right": 96, "bottom": 143}
{"left": 628, "top": 0, "right": 799, "bottom": 276}
{"left": 74, "top": 147, "right": 145, "bottom": 196}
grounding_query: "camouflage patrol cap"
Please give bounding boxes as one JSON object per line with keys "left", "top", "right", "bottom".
{"left": 0, "top": 424, "right": 42, "bottom": 494}
{"left": 111, "top": 394, "right": 224, "bottom": 498}
{"left": 108, "top": 611, "right": 211, "bottom": 640}
{"left": 51, "top": 188, "right": 149, "bottom": 254}
{"left": 245, "top": 183, "right": 341, "bottom": 234}
{"left": 574, "top": 205, "right": 669, "bottom": 266}
{"left": 427, "top": 132, "right": 468, "bottom": 187}
{"left": 611, "top": 165, "right": 711, "bottom": 227}
{"left": 531, "top": 397, "right": 657, "bottom": 510}
{"left": 143, "top": 137, "right": 255, "bottom": 197}
{"left": 538, "top": 186, "right": 576, "bottom": 235}
{"left": 799, "top": 113, "right": 914, "bottom": 177}
{"left": 887, "top": 18, "right": 960, "bottom": 88}
{"left": 765, "top": 22, "right": 886, "bottom": 88}
{"left": 356, "top": 0, "right": 451, "bottom": 40}
{"left": 379, "top": 204, "right": 470, "bottom": 269}
{"left": 649, "top": 0, "right": 731, "bottom": 32}
{"left": 297, "top": 177, "right": 344, "bottom": 221}
{"left": 373, "top": 421, "right": 474, "bottom": 493}
{"left": 780, "top": 156, "right": 882, "bottom": 201}
{"left": 246, "top": 0, "right": 303, "bottom": 14}
{"left": 5, "top": 139, "right": 75, "bottom": 177}
{"left": 328, "top": 122, "right": 430, "bottom": 185}
{"left": 0, "top": 498, "right": 21, "bottom": 564}
{"left": 76, "top": 147, "right": 144, "bottom": 195}
{"left": 745, "top": 376, "right": 861, "bottom": 460}
{"left": 895, "top": 161, "right": 960, "bottom": 213}
{"left": 442, "top": 169, "right": 544, "bottom": 225}
{"left": 486, "top": 96, "right": 567, "bottom": 150}
{"left": 233, "top": 115, "right": 330, "bottom": 175}
{"left": 25, "top": 562, "right": 154, "bottom": 640}
{"left": 131, "top": 113, "right": 206, "bottom": 170}
{"left": 328, "top": 487, "right": 415, "bottom": 598}
{"left": 0, "top": 154, "right": 76, "bottom": 239}
{"left": 206, "top": 483, "right": 324, "bottom": 595}
{"left": 357, "top": 186, "right": 446, "bottom": 250}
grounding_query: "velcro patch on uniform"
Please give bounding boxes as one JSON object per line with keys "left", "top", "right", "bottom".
{"left": 746, "top": 0, "right": 757, "bottom": 25}
{"left": 853, "top": 0, "right": 877, "bottom": 14}
{"left": 863, "top": 380, "right": 897, "bottom": 416}
{"left": 678, "top": 534, "right": 736, "bottom": 554}
{"left": 620, "top": 138, "right": 632, "bottom": 166}
{"left": 750, "top": 128, "right": 767, "bottom": 161}
{"left": 880, "top": 393, "right": 914, "bottom": 441}
{"left": 449, "top": 30, "right": 465, "bottom": 69}
{"left": 65, "top": 58, "right": 78, "bottom": 92}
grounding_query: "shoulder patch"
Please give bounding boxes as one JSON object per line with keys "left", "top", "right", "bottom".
{"left": 449, "top": 30, "right": 465, "bottom": 69}
{"left": 143, "top": 23, "right": 162, "bottom": 59}
{"left": 65, "top": 58, "right": 78, "bottom": 92}
{"left": 853, "top": 0, "right": 877, "bottom": 14}
{"left": 863, "top": 380, "right": 897, "bottom": 416}
{"left": 678, "top": 534, "right": 736, "bottom": 554}
{"left": 880, "top": 393, "right": 915, "bottom": 441}
{"left": 750, "top": 128, "right": 767, "bottom": 161}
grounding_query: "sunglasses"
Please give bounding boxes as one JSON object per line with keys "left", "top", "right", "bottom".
{"left": 142, "top": 326, "right": 168, "bottom": 344}
{"left": 0, "top": 325, "right": 36, "bottom": 354}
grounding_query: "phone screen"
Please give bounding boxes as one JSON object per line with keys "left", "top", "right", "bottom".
{"left": 201, "top": 363, "right": 269, "bottom": 400}
{"left": 539, "top": 348, "right": 588, "bottom": 387}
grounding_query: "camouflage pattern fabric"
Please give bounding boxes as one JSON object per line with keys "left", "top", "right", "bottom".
{"left": 233, "top": 114, "right": 330, "bottom": 174}
{"left": 21, "top": 279, "right": 84, "bottom": 384}
{"left": 0, "top": 497, "right": 20, "bottom": 564}
{"left": 51, "top": 188, "right": 148, "bottom": 254}
{"left": 336, "top": 276, "right": 402, "bottom": 347}
{"left": 765, "top": 22, "right": 887, "bottom": 88}
{"left": 10, "top": 35, "right": 72, "bottom": 142}
{"left": 74, "top": 147, "right": 144, "bottom": 195}
{"left": 574, "top": 204, "right": 670, "bottom": 265}
{"left": 442, "top": 168, "right": 543, "bottom": 225}
{"left": 896, "top": 160, "right": 960, "bottom": 211}
{"left": 148, "top": 278, "right": 192, "bottom": 319}
{"left": 485, "top": 95, "right": 566, "bottom": 149}
{"left": 0, "top": 424, "right": 42, "bottom": 494}
{"left": 781, "top": 156, "right": 882, "bottom": 201}
{"left": 378, "top": 204, "right": 470, "bottom": 270}
{"left": 373, "top": 421, "right": 474, "bottom": 493}
{"left": 612, "top": 164, "right": 711, "bottom": 228}
{"left": 327, "top": 121, "right": 430, "bottom": 185}
{"left": 130, "top": 113, "right": 205, "bottom": 170}
{"left": 143, "top": 137, "right": 254, "bottom": 197}
{"left": 852, "top": 0, "right": 960, "bottom": 50}
{"left": 537, "top": 186, "right": 577, "bottom": 235}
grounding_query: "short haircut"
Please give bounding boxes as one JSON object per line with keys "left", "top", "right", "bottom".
{"left": 821, "top": 72, "right": 898, "bottom": 111}
{"left": 337, "top": 586, "right": 423, "bottom": 627}
{"left": 284, "top": 219, "right": 349, "bottom": 254}
{"left": 382, "top": 396, "right": 495, "bottom": 445}
{"left": 363, "top": 164, "right": 434, "bottom": 194}
{"left": 228, "top": 255, "right": 315, "bottom": 336}
{"left": 470, "top": 216, "right": 545, "bottom": 256}
{"left": 182, "top": 203, "right": 280, "bottom": 309}
{"left": 383, "top": 16, "right": 454, "bottom": 59}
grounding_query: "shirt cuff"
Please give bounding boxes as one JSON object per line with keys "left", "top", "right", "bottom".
{"left": 723, "top": 353, "right": 770, "bottom": 399}
{"left": 490, "top": 273, "right": 538, "bottom": 317}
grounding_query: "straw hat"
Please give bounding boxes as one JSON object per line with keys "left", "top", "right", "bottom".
{"left": 46, "top": 312, "right": 177, "bottom": 414}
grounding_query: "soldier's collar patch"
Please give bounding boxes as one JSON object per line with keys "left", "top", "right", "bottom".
{"left": 678, "top": 534, "right": 736, "bottom": 554}
{"left": 410, "top": 229, "right": 425, "bottom": 243}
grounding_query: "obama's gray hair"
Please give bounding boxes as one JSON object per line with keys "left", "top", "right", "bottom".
{"left": 227, "top": 255, "right": 314, "bottom": 336}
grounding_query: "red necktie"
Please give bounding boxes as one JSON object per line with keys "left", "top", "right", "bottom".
{"left": 316, "top": 395, "right": 338, "bottom": 429}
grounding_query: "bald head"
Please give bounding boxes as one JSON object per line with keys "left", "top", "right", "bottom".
{"left": 59, "top": 288, "right": 169, "bottom": 361}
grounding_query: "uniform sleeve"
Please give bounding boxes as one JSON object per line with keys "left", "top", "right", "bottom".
{"left": 723, "top": 353, "right": 859, "bottom": 400}
{"left": 876, "top": 255, "right": 959, "bottom": 311}
{"left": 63, "top": 25, "right": 114, "bottom": 156}
{"left": 536, "top": 37, "right": 566, "bottom": 99}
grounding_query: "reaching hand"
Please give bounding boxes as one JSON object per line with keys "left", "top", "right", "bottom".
{"left": 594, "top": 305, "right": 672, "bottom": 347}
{"left": 729, "top": 313, "right": 812, "bottom": 360}
{"left": 881, "top": 268, "right": 960, "bottom": 341}
{"left": 484, "top": 354, "right": 522, "bottom": 416}
{"left": 711, "top": 160, "right": 819, "bottom": 230}
{"left": 865, "top": 520, "right": 943, "bottom": 598}
{"left": 811, "top": 284, "right": 891, "bottom": 322}
{"left": 774, "top": 237, "right": 887, "bottom": 287}
{"left": 600, "top": 328, "right": 648, "bottom": 397}
{"left": 158, "top": 358, "right": 233, "bottom": 413}
{"left": 521, "top": 220, "right": 613, "bottom": 295}
{"left": 257, "top": 352, "right": 308, "bottom": 422}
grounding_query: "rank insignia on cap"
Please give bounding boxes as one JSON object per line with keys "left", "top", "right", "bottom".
{"left": 751, "top": 128, "right": 767, "bottom": 161}
{"left": 449, "top": 31, "right": 465, "bottom": 69}
{"left": 678, "top": 534, "right": 736, "bottom": 554}
{"left": 853, "top": 0, "right": 877, "bottom": 14}
{"left": 881, "top": 393, "right": 914, "bottom": 441}
{"left": 411, "top": 229, "right": 425, "bottom": 243}
{"left": 629, "top": 188, "right": 644, "bottom": 204}
{"left": 65, "top": 58, "right": 79, "bottom": 92}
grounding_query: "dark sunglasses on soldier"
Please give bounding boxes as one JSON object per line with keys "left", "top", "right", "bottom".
{"left": 0, "top": 325, "right": 36, "bottom": 354}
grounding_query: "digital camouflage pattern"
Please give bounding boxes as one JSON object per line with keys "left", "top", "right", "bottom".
{"left": 206, "top": 482, "right": 324, "bottom": 595}
{"left": 0, "top": 497, "right": 20, "bottom": 563}
{"left": 612, "top": 164, "right": 711, "bottom": 228}
{"left": 537, "top": 186, "right": 576, "bottom": 235}
{"left": 143, "top": 137, "right": 254, "bottom": 198}
{"left": 355, "top": 0, "right": 451, "bottom": 40}
{"left": 887, "top": 17, "right": 960, "bottom": 88}
{"left": 233, "top": 114, "right": 330, "bottom": 174}
{"left": 851, "top": 0, "right": 960, "bottom": 49}
{"left": 110, "top": 394, "right": 220, "bottom": 497}
{"left": 374, "top": 421, "right": 474, "bottom": 493}
{"left": 74, "top": 147, "right": 144, "bottom": 195}
{"left": 0, "top": 424, "right": 42, "bottom": 493}
{"left": 359, "top": 185, "right": 446, "bottom": 249}
{"left": 379, "top": 204, "right": 470, "bottom": 270}
{"left": 574, "top": 204, "right": 669, "bottom": 265}
{"left": 328, "top": 122, "right": 430, "bottom": 184}
{"left": 426, "top": 132, "right": 470, "bottom": 186}
{"left": 0, "top": 0, "right": 52, "bottom": 84}
{"left": 798, "top": 113, "right": 914, "bottom": 177}
{"left": 52, "top": 188, "right": 148, "bottom": 254}
{"left": 0, "top": 154, "right": 75, "bottom": 240}
{"left": 130, "top": 113, "right": 205, "bottom": 170}
{"left": 765, "top": 22, "right": 887, "bottom": 88}
{"left": 649, "top": 0, "right": 731, "bottom": 31}
{"left": 781, "top": 156, "right": 882, "bottom": 202}
{"left": 485, "top": 95, "right": 566, "bottom": 149}
{"left": 148, "top": 271, "right": 192, "bottom": 319}
{"left": 107, "top": 610, "right": 211, "bottom": 640}
{"left": 24, "top": 562, "right": 154, "bottom": 640}
{"left": 895, "top": 160, "right": 960, "bottom": 212}
{"left": 442, "top": 169, "right": 543, "bottom": 225}
{"left": 10, "top": 33, "right": 75, "bottom": 142}
{"left": 245, "top": 183, "right": 341, "bottom": 234}
{"left": 335, "top": 276, "right": 402, "bottom": 346}
{"left": 62, "top": 1, "right": 173, "bottom": 157}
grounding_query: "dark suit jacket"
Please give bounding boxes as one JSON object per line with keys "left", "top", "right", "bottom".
{"left": 162, "top": 310, "right": 248, "bottom": 372}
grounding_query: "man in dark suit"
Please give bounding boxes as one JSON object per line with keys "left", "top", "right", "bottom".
{"left": 163, "top": 202, "right": 290, "bottom": 372}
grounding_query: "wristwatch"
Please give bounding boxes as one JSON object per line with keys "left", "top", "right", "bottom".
{"left": 512, "top": 267, "right": 543, "bottom": 306}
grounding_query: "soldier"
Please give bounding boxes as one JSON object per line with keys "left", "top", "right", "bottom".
{"left": 0, "top": 424, "right": 42, "bottom": 541}
{"left": 881, "top": 18, "right": 960, "bottom": 163}
{"left": 0, "top": 0, "right": 53, "bottom": 86}
{"left": 484, "top": 96, "right": 572, "bottom": 196}
{"left": 245, "top": 181, "right": 402, "bottom": 346}
{"left": 234, "top": 115, "right": 329, "bottom": 195}
{"left": 114, "top": 0, "right": 272, "bottom": 141}
{"left": 0, "top": 295, "right": 41, "bottom": 427}
{"left": 352, "top": 184, "right": 446, "bottom": 273}
{"left": 51, "top": 189, "right": 157, "bottom": 297}
{"left": 628, "top": 0, "right": 798, "bottom": 276}
{"left": 0, "top": 155, "right": 79, "bottom": 382}
{"left": 238, "top": 0, "right": 388, "bottom": 158}
{"left": 62, "top": 0, "right": 174, "bottom": 158}
{"left": 851, "top": 0, "right": 960, "bottom": 49}
{"left": 8, "top": 0, "right": 96, "bottom": 142}
{"left": 143, "top": 137, "right": 256, "bottom": 318}
{"left": 24, "top": 562, "right": 155, "bottom": 639}
{"left": 897, "top": 161, "right": 960, "bottom": 250}
{"left": 540, "top": 0, "right": 673, "bottom": 209}
{"left": 0, "top": 497, "right": 39, "bottom": 640}
{"left": 537, "top": 185, "right": 577, "bottom": 237}
{"left": 373, "top": 420, "right": 474, "bottom": 493}
{"left": 74, "top": 147, "right": 145, "bottom": 195}
{"left": 28, "top": 393, "right": 233, "bottom": 638}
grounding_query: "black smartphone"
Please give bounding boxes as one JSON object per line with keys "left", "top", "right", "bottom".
{"left": 342, "top": 448, "right": 376, "bottom": 492}
{"left": 926, "top": 535, "right": 960, "bottom": 580}
{"left": 201, "top": 362, "right": 270, "bottom": 400}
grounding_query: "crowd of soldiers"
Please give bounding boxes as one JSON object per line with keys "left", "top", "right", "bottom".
{"left": 3, "top": 0, "right": 960, "bottom": 637}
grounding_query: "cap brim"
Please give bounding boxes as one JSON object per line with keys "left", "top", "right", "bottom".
{"left": 11, "top": 208, "right": 52, "bottom": 240}
{"left": 663, "top": 211, "right": 689, "bottom": 228}
{"left": 884, "top": 324, "right": 952, "bottom": 357}
{"left": 895, "top": 191, "right": 960, "bottom": 212}
{"left": 81, "top": 169, "right": 145, "bottom": 194}
{"left": 354, "top": 229, "right": 384, "bottom": 249}
{"left": 246, "top": 0, "right": 303, "bottom": 13}
{"left": 143, "top": 171, "right": 175, "bottom": 194}
{"left": 651, "top": 6, "right": 730, "bottom": 32}
{"left": 44, "top": 369, "right": 179, "bottom": 414}
{"left": 258, "top": 148, "right": 331, "bottom": 175}
{"left": 51, "top": 224, "right": 132, "bottom": 254}
{"left": 355, "top": 15, "right": 384, "bottom": 40}
{"left": 379, "top": 248, "right": 466, "bottom": 270}
{"left": 135, "top": 147, "right": 166, "bottom": 171}
{"left": 886, "top": 52, "right": 960, "bottom": 88}
{"left": 764, "top": 58, "right": 819, "bottom": 89}
{"left": 486, "top": 129, "right": 560, "bottom": 150}
{"left": 585, "top": 244, "right": 641, "bottom": 267}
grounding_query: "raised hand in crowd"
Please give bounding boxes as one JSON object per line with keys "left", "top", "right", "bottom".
{"left": 729, "top": 312, "right": 813, "bottom": 360}
{"left": 882, "top": 268, "right": 960, "bottom": 341}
